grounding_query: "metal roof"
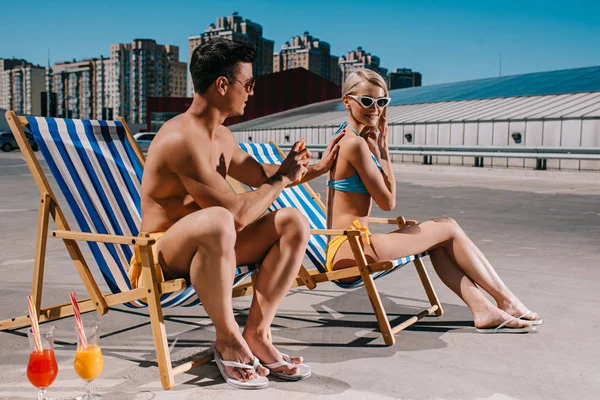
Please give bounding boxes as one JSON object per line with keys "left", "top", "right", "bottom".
{"left": 387, "top": 66, "right": 600, "bottom": 106}
{"left": 231, "top": 66, "right": 600, "bottom": 130}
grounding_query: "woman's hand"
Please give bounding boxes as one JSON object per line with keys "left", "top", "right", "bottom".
{"left": 377, "top": 114, "right": 389, "bottom": 152}
{"left": 364, "top": 127, "right": 381, "bottom": 159}
{"left": 363, "top": 114, "right": 389, "bottom": 160}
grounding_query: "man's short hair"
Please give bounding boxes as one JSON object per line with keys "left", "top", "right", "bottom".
{"left": 190, "top": 38, "right": 257, "bottom": 94}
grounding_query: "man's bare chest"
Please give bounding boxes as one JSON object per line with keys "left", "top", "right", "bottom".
{"left": 203, "top": 142, "right": 234, "bottom": 178}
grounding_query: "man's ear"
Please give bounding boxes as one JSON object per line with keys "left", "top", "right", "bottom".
{"left": 215, "top": 76, "right": 228, "bottom": 95}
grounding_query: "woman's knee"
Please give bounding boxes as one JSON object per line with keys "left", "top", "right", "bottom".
{"left": 274, "top": 208, "right": 310, "bottom": 240}
{"left": 432, "top": 216, "right": 464, "bottom": 237}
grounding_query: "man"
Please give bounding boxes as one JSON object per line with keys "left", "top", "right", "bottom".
{"left": 137, "top": 38, "right": 343, "bottom": 388}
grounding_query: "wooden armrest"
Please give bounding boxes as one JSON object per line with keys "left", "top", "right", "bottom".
{"left": 310, "top": 229, "right": 361, "bottom": 237}
{"left": 50, "top": 230, "right": 156, "bottom": 246}
{"left": 369, "top": 216, "right": 419, "bottom": 226}
{"left": 369, "top": 217, "right": 399, "bottom": 225}
{"left": 161, "top": 278, "right": 186, "bottom": 294}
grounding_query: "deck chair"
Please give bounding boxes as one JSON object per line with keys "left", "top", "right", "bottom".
{"left": 0, "top": 111, "right": 262, "bottom": 389}
{"left": 229, "top": 141, "right": 444, "bottom": 346}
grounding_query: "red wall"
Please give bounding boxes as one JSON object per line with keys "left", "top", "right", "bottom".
{"left": 146, "top": 67, "right": 341, "bottom": 130}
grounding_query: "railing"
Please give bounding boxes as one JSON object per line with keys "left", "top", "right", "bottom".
{"left": 275, "top": 144, "right": 600, "bottom": 169}
{"left": 277, "top": 144, "right": 600, "bottom": 160}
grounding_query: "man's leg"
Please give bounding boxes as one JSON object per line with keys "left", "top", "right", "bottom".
{"left": 156, "top": 207, "right": 268, "bottom": 382}
{"left": 234, "top": 208, "right": 310, "bottom": 376}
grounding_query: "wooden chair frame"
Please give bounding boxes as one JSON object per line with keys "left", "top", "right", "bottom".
{"left": 0, "top": 112, "right": 443, "bottom": 391}
{"left": 229, "top": 141, "right": 444, "bottom": 346}
{"left": 0, "top": 112, "right": 255, "bottom": 388}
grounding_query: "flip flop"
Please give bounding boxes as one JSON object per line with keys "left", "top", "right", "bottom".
{"left": 515, "top": 311, "right": 543, "bottom": 326}
{"left": 212, "top": 343, "right": 269, "bottom": 390}
{"left": 476, "top": 316, "right": 535, "bottom": 334}
{"left": 261, "top": 353, "right": 312, "bottom": 381}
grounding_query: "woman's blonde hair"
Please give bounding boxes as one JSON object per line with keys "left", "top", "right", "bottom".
{"left": 342, "top": 69, "right": 389, "bottom": 129}
{"left": 342, "top": 69, "right": 388, "bottom": 97}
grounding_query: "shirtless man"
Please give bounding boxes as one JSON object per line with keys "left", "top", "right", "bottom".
{"left": 139, "top": 38, "right": 343, "bottom": 387}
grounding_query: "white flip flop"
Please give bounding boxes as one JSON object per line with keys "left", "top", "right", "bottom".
{"left": 476, "top": 316, "right": 535, "bottom": 334}
{"left": 212, "top": 343, "right": 269, "bottom": 390}
{"left": 516, "top": 311, "right": 543, "bottom": 326}
{"left": 261, "top": 353, "right": 312, "bottom": 381}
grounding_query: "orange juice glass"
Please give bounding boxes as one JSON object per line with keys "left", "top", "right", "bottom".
{"left": 74, "top": 345, "right": 104, "bottom": 381}
{"left": 74, "top": 322, "right": 104, "bottom": 400}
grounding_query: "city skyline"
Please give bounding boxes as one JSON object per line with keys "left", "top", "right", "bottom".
{"left": 1, "top": 0, "right": 599, "bottom": 86}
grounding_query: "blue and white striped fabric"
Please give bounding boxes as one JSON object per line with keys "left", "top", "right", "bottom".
{"left": 238, "top": 142, "right": 426, "bottom": 289}
{"left": 26, "top": 116, "right": 256, "bottom": 308}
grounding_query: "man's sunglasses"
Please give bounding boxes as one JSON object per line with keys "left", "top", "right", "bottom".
{"left": 229, "top": 77, "right": 255, "bottom": 93}
{"left": 348, "top": 95, "right": 391, "bottom": 109}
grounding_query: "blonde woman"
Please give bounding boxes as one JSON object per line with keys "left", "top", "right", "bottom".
{"left": 325, "top": 69, "right": 541, "bottom": 333}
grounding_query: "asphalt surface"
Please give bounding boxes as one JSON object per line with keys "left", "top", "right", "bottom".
{"left": 0, "top": 151, "right": 599, "bottom": 400}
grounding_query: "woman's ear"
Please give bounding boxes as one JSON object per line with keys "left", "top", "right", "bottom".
{"left": 342, "top": 95, "right": 350, "bottom": 109}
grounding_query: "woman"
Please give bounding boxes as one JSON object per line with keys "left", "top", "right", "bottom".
{"left": 325, "top": 69, "right": 541, "bottom": 333}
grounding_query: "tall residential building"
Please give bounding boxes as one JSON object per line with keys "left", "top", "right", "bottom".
{"left": 273, "top": 31, "right": 341, "bottom": 86}
{"left": 338, "top": 47, "right": 388, "bottom": 85}
{"left": 47, "top": 57, "right": 111, "bottom": 119}
{"left": 110, "top": 39, "right": 187, "bottom": 124}
{"left": 387, "top": 68, "right": 422, "bottom": 90}
{"left": 188, "top": 12, "right": 274, "bottom": 95}
{"left": 0, "top": 58, "right": 45, "bottom": 115}
{"left": 93, "top": 57, "right": 113, "bottom": 120}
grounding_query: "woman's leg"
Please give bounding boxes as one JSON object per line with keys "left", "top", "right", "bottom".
{"left": 427, "top": 247, "right": 532, "bottom": 328}
{"left": 430, "top": 219, "right": 539, "bottom": 321}
{"left": 332, "top": 217, "right": 538, "bottom": 327}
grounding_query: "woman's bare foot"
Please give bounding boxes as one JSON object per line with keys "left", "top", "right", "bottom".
{"left": 243, "top": 330, "right": 302, "bottom": 376}
{"left": 497, "top": 298, "right": 540, "bottom": 322}
{"left": 214, "top": 336, "right": 269, "bottom": 382}
{"left": 473, "top": 304, "right": 532, "bottom": 329}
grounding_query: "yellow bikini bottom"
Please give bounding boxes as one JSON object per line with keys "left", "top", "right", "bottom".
{"left": 128, "top": 232, "right": 165, "bottom": 289}
{"left": 325, "top": 220, "right": 371, "bottom": 272}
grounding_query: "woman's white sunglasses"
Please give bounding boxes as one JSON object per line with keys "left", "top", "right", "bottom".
{"left": 348, "top": 95, "right": 391, "bottom": 109}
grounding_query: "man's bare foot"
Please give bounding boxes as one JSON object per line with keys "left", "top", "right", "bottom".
{"left": 243, "top": 331, "right": 302, "bottom": 376}
{"left": 497, "top": 298, "right": 540, "bottom": 322}
{"left": 473, "top": 304, "right": 532, "bottom": 329}
{"left": 214, "top": 336, "right": 269, "bottom": 382}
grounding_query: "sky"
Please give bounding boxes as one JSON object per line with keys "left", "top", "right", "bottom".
{"left": 1, "top": 0, "right": 599, "bottom": 86}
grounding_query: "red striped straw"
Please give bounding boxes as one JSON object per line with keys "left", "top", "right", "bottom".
{"left": 69, "top": 292, "right": 88, "bottom": 349}
{"left": 27, "top": 295, "right": 43, "bottom": 352}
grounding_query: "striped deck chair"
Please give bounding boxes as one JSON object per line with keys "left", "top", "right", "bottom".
{"left": 0, "top": 111, "right": 258, "bottom": 390}
{"left": 231, "top": 141, "right": 444, "bottom": 346}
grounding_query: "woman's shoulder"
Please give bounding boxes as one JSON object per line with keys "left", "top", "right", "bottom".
{"left": 338, "top": 130, "right": 369, "bottom": 157}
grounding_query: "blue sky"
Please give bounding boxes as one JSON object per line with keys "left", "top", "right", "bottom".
{"left": 1, "top": 0, "right": 598, "bottom": 85}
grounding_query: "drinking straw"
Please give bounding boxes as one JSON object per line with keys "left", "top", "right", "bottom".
{"left": 69, "top": 292, "right": 88, "bottom": 349}
{"left": 27, "top": 295, "right": 43, "bottom": 352}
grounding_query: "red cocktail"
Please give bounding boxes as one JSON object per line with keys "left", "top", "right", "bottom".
{"left": 27, "top": 348, "right": 58, "bottom": 389}
{"left": 27, "top": 326, "right": 58, "bottom": 399}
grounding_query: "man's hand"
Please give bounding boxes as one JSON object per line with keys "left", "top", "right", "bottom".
{"left": 314, "top": 131, "right": 345, "bottom": 173}
{"left": 276, "top": 140, "right": 310, "bottom": 184}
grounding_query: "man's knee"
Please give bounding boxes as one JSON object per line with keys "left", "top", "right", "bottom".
{"left": 275, "top": 208, "right": 310, "bottom": 240}
{"left": 197, "top": 207, "right": 237, "bottom": 250}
